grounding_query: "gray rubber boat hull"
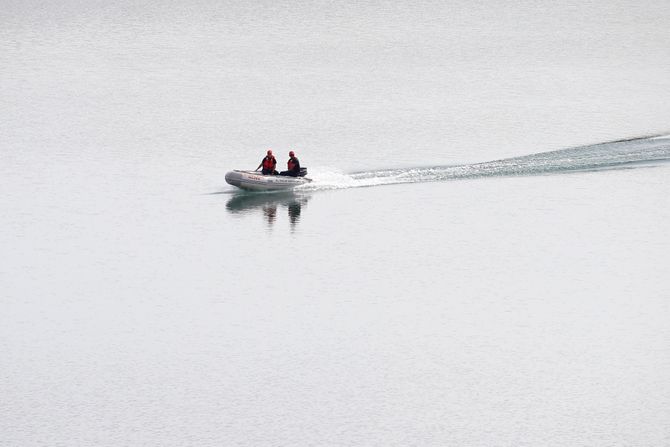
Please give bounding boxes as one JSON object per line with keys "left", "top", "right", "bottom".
{"left": 225, "top": 170, "right": 312, "bottom": 191}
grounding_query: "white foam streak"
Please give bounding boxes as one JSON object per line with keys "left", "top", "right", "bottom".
{"left": 303, "top": 136, "right": 670, "bottom": 191}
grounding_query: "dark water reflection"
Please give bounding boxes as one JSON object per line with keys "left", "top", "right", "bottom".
{"left": 226, "top": 192, "right": 310, "bottom": 229}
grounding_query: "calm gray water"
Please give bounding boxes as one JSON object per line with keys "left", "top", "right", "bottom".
{"left": 2, "top": 1, "right": 670, "bottom": 445}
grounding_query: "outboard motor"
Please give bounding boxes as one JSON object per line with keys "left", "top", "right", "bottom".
{"left": 298, "top": 167, "right": 308, "bottom": 177}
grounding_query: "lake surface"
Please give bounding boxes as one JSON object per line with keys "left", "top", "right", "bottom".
{"left": 2, "top": 1, "right": 670, "bottom": 445}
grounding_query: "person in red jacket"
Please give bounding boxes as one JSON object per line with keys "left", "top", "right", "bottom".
{"left": 256, "top": 149, "right": 277, "bottom": 175}
{"left": 280, "top": 150, "right": 301, "bottom": 177}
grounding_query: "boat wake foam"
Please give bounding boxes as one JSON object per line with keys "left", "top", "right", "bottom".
{"left": 302, "top": 135, "right": 670, "bottom": 191}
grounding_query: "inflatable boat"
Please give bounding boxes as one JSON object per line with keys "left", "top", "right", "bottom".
{"left": 225, "top": 169, "right": 311, "bottom": 191}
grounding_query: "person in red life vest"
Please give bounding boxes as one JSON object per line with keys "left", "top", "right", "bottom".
{"left": 280, "top": 150, "right": 301, "bottom": 177}
{"left": 256, "top": 149, "right": 277, "bottom": 175}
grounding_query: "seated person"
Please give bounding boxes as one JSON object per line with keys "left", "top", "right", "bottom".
{"left": 256, "top": 149, "right": 277, "bottom": 175}
{"left": 279, "top": 151, "right": 300, "bottom": 177}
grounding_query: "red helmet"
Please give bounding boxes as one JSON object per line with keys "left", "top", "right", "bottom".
{"left": 267, "top": 149, "right": 273, "bottom": 155}
{"left": 289, "top": 151, "right": 295, "bottom": 157}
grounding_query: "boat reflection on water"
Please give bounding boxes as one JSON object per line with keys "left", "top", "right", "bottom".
{"left": 225, "top": 191, "right": 310, "bottom": 229}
